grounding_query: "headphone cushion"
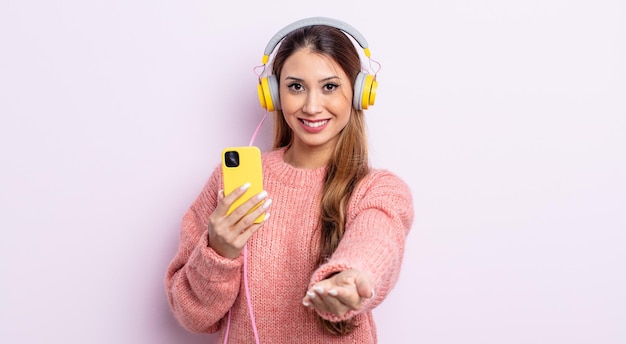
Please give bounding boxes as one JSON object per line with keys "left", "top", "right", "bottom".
{"left": 353, "top": 72, "right": 366, "bottom": 110}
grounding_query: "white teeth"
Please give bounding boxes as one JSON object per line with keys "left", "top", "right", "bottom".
{"left": 301, "top": 119, "right": 328, "bottom": 128}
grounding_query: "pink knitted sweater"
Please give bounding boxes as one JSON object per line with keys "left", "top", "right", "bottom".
{"left": 165, "top": 148, "right": 414, "bottom": 343}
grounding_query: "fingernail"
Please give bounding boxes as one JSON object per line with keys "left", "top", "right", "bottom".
{"left": 302, "top": 301, "right": 310, "bottom": 307}
{"left": 313, "top": 286, "right": 324, "bottom": 294}
{"left": 371, "top": 290, "right": 376, "bottom": 298}
{"left": 240, "top": 182, "right": 251, "bottom": 191}
{"left": 306, "top": 291, "right": 316, "bottom": 299}
{"left": 256, "top": 190, "right": 268, "bottom": 200}
{"left": 328, "top": 289, "right": 338, "bottom": 296}
{"left": 262, "top": 199, "right": 272, "bottom": 209}
{"left": 263, "top": 213, "right": 270, "bottom": 222}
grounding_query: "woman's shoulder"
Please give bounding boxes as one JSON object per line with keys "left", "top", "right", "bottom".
{"left": 352, "top": 168, "right": 413, "bottom": 208}
{"left": 349, "top": 167, "right": 414, "bottom": 229}
{"left": 361, "top": 168, "right": 411, "bottom": 193}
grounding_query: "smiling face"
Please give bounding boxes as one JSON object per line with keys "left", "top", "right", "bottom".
{"left": 279, "top": 48, "right": 353, "bottom": 165}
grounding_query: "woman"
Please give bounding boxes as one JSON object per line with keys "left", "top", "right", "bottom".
{"left": 165, "top": 18, "right": 414, "bottom": 343}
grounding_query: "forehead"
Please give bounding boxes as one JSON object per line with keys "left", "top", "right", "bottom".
{"left": 281, "top": 49, "right": 347, "bottom": 78}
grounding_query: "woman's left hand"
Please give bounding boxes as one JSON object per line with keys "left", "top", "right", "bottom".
{"left": 302, "top": 269, "right": 375, "bottom": 318}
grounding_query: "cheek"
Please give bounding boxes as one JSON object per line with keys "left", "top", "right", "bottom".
{"left": 337, "top": 86, "right": 354, "bottom": 110}
{"left": 328, "top": 92, "right": 353, "bottom": 114}
{"left": 279, "top": 92, "right": 301, "bottom": 114}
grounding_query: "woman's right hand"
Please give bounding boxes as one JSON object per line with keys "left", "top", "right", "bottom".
{"left": 207, "top": 183, "right": 271, "bottom": 259}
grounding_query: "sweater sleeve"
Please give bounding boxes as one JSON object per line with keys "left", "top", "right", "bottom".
{"left": 308, "top": 169, "right": 414, "bottom": 322}
{"left": 164, "top": 165, "right": 243, "bottom": 333}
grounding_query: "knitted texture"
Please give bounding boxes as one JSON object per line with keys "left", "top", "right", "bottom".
{"left": 165, "top": 148, "right": 414, "bottom": 343}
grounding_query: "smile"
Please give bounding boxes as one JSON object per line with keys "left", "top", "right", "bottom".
{"left": 300, "top": 119, "right": 329, "bottom": 128}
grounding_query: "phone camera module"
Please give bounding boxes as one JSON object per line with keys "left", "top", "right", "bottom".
{"left": 224, "top": 151, "right": 240, "bottom": 167}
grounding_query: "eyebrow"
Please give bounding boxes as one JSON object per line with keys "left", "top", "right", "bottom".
{"left": 284, "top": 76, "right": 341, "bottom": 83}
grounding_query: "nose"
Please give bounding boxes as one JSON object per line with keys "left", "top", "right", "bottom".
{"left": 302, "top": 90, "right": 323, "bottom": 115}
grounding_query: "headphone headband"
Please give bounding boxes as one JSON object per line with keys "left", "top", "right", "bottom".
{"left": 261, "top": 16, "right": 371, "bottom": 64}
{"left": 257, "top": 17, "right": 378, "bottom": 111}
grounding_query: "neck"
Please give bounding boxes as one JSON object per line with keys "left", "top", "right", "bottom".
{"left": 283, "top": 144, "right": 333, "bottom": 169}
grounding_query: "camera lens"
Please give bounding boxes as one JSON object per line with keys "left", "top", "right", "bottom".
{"left": 224, "top": 151, "right": 239, "bottom": 167}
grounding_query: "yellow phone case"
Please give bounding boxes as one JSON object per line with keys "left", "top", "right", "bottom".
{"left": 221, "top": 146, "right": 265, "bottom": 224}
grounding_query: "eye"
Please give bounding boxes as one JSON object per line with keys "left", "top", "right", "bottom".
{"left": 323, "top": 83, "right": 339, "bottom": 92}
{"left": 287, "top": 82, "right": 305, "bottom": 93}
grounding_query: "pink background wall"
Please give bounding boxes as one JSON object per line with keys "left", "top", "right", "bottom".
{"left": 1, "top": 1, "right": 624, "bottom": 343}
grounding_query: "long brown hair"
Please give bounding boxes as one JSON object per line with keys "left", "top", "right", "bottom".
{"left": 271, "top": 25, "right": 370, "bottom": 335}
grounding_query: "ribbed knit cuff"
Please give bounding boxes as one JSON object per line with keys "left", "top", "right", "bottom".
{"left": 187, "top": 231, "right": 244, "bottom": 283}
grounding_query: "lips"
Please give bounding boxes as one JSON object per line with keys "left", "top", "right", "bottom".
{"left": 300, "top": 119, "right": 329, "bottom": 128}
{"left": 298, "top": 118, "right": 329, "bottom": 133}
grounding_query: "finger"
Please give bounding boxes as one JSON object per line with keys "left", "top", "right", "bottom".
{"left": 229, "top": 190, "right": 269, "bottom": 228}
{"left": 325, "top": 285, "right": 362, "bottom": 310}
{"left": 302, "top": 289, "right": 319, "bottom": 308}
{"left": 214, "top": 182, "right": 252, "bottom": 216}
{"left": 306, "top": 285, "right": 352, "bottom": 316}
{"left": 235, "top": 209, "right": 270, "bottom": 243}
{"left": 209, "top": 186, "right": 263, "bottom": 240}
{"left": 316, "top": 289, "right": 352, "bottom": 317}
{"left": 304, "top": 287, "right": 332, "bottom": 313}
{"left": 244, "top": 195, "right": 271, "bottom": 224}
{"left": 332, "top": 269, "right": 373, "bottom": 300}
{"left": 354, "top": 272, "right": 374, "bottom": 299}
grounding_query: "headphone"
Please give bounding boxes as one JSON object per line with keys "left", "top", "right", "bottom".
{"left": 257, "top": 17, "right": 378, "bottom": 112}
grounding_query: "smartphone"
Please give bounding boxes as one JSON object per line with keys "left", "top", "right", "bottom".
{"left": 221, "top": 146, "right": 265, "bottom": 224}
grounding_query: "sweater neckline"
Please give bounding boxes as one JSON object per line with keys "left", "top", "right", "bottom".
{"left": 264, "top": 147, "right": 328, "bottom": 189}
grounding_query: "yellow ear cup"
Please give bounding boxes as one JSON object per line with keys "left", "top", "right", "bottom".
{"left": 363, "top": 76, "right": 378, "bottom": 109}
{"left": 259, "top": 77, "right": 276, "bottom": 112}
{"left": 257, "top": 82, "right": 267, "bottom": 109}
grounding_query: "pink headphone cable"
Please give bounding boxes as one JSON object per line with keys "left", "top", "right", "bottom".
{"left": 223, "top": 111, "right": 267, "bottom": 344}
{"left": 248, "top": 110, "right": 268, "bottom": 147}
{"left": 223, "top": 245, "right": 260, "bottom": 344}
